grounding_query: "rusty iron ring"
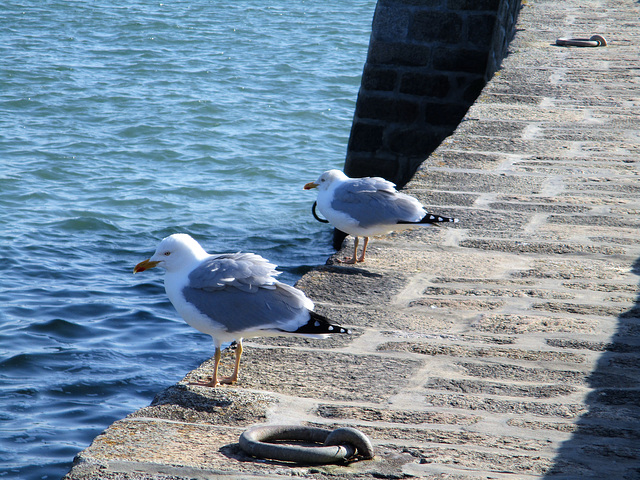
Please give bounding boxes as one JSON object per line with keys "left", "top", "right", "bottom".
{"left": 239, "top": 425, "right": 374, "bottom": 464}
{"left": 556, "top": 35, "right": 607, "bottom": 47}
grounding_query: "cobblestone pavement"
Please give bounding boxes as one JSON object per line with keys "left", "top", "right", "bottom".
{"left": 65, "top": 1, "right": 640, "bottom": 478}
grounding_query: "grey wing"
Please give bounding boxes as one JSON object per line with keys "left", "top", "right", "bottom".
{"left": 184, "top": 254, "right": 312, "bottom": 333}
{"left": 332, "top": 178, "right": 425, "bottom": 227}
{"left": 188, "top": 253, "right": 280, "bottom": 292}
{"left": 182, "top": 280, "right": 312, "bottom": 334}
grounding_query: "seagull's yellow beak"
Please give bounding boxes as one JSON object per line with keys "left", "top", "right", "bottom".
{"left": 303, "top": 181, "right": 318, "bottom": 190}
{"left": 133, "top": 259, "right": 160, "bottom": 274}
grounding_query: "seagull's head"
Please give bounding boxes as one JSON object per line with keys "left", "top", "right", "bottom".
{"left": 133, "top": 233, "right": 208, "bottom": 274}
{"left": 303, "top": 169, "right": 348, "bottom": 192}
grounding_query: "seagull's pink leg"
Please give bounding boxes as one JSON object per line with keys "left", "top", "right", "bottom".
{"left": 221, "top": 339, "right": 243, "bottom": 385}
{"left": 338, "top": 237, "right": 359, "bottom": 264}
{"left": 190, "top": 347, "right": 222, "bottom": 387}
{"left": 357, "top": 237, "right": 369, "bottom": 263}
{"left": 190, "top": 341, "right": 243, "bottom": 387}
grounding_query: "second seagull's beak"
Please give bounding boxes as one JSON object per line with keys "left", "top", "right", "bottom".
{"left": 133, "top": 259, "right": 160, "bottom": 274}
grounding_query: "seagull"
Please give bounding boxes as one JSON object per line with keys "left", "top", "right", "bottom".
{"left": 304, "top": 169, "right": 458, "bottom": 263}
{"left": 133, "top": 233, "right": 350, "bottom": 387}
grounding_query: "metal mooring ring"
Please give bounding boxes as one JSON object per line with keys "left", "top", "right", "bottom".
{"left": 239, "top": 425, "right": 374, "bottom": 464}
{"left": 312, "top": 201, "right": 330, "bottom": 223}
{"left": 556, "top": 34, "right": 607, "bottom": 47}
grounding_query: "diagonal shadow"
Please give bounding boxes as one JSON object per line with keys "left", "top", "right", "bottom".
{"left": 544, "top": 257, "right": 640, "bottom": 478}
{"left": 316, "top": 264, "right": 384, "bottom": 278}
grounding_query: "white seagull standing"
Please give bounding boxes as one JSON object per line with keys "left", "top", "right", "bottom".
{"left": 304, "top": 169, "right": 458, "bottom": 264}
{"left": 133, "top": 233, "right": 350, "bottom": 387}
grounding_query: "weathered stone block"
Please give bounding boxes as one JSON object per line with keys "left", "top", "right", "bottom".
{"left": 411, "top": 11, "right": 464, "bottom": 44}
{"left": 424, "top": 101, "right": 469, "bottom": 126}
{"left": 363, "top": 65, "right": 398, "bottom": 91}
{"left": 297, "top": 266, "right": 409, "bottom": 305}
{"left": 348, "top": 121, "right": 385, "bottom": 152}
{"left": 467, "top": 13, "right": 498, "bottom": 46}
{"left": 317, "top": 404, "right": 480, "bottom": 425}
{"left": 344, "top": 153, "right": 402, "bottom": 182}
{"left": 387, "top": 127, "right": 444, "bottom": 156}
{"left": 447, "top": 0, "right": 500, "bottom": 10}
{"left": 231, "top": 348, "right": 425, "bottom": 402}
{"left": 433, "top": 46, "right": 489, "bottom": 73}
{"left": 357, "top": 94, "right": 420, "bottom": 123}
{"left": 391, "top": 0, "right": 444, "bottom": 6}
{"left": 428, "top": 377, "right": 577, "bottom": 398}
{"left": 368, "top": 40, "right": 432, "bottom": 66}
{"left": 372, "top": 5, "right": 411, "bottom": 41}
{"left": 463, "top": 77, "right": 486, "bottom": 101}
{"left": 399, "top": 72, "right": 450, "bottom": 97}
{"left": 128, "top": 386, "right": 276, "bottom": 426}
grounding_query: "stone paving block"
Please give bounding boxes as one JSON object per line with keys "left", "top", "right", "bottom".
{"left": 77, "top": 420, "right": 241, "bottom": 469}
{"left": 473, "top": 313, "right": 597, "bottom": 334}
{"left": 452, "top": 361, "right": 591, "bottom": 386}
{"left": 511, "top": 258, "right": 634, "bottom": 280}
{"left": 318, "top": 421, "right": 554, "bottom": 452}
{"left": 547, "top": 213, "right": 640, "bottom": 229}
{"left": 377, "top": 341, "right": 587, "bottom": 364}
{"left": 185, "top": 347, "right": 425, "bottom": 403}
{"left": 330, "top": 246, "right": 531, "bottom": 281}
{"left": 459, "top": 238, "right": 625, "bottom": 256}
{"left": 415, "top": 150, "right": 506, "bottom": 170}
{"left": 421, "top": 284, "right": 575, "bottom": 300}
{"left": 247, "top": 331, "right": 358, "bottom": 350}
{"left": 295, "top": 265, "right": 408, "bottom": 306}
{"left": 412, "top": 169, "right": 547, "bottom": 194}
{"left": 127, "top": 386, "right": 278, "bottom": 426}
{"left": 416, "top": 191, "right": 480, "bottom": 208}
{"left": 451, "top": 209, "right": 531, "bottom": 234}
{"left": 412, "top": 296, "right": 506, "bottom": 311}
{"left": 316, "top": 404, "right": 481, "bottom": 426}
{"left": 423, "top": 393, "right": 589, "bottom": 419}
{"left": 315, "top": 303, "right": 463, "bottom": 332}
{"left": 401, "top": 445, "right": 557, "bottom": 477}
{"left": 487, "top": 201, "right": 591, "bottom": 214}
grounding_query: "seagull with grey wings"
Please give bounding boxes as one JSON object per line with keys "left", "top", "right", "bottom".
{"left": 134, "top": 233, "right": 350, "bottom": 387}
{"left": 304, "top": 169, "right": 458, "bottom": 263}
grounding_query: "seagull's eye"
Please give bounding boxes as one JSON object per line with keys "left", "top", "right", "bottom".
{"left": 163, "top": 251, "right": 171, "bottom": 256}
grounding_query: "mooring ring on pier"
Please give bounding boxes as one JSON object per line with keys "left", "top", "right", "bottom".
{"left": 556, "top": 35, "right": 607, "bottom": 47}
{"left": 239, "top": 425, "right": 374, "bottom": 464}
{"left": 312, "top": 201, "right": 330, "bottom": 223}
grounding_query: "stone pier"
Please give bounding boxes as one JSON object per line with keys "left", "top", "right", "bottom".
{"left": 64, "top": 0, "right": 640, "bottom": 478}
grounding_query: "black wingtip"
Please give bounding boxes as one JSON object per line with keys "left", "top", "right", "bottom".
{"left": 294, "top": 311, "right": 351, "bottom": 335}
{"left": 398, "top": 213, "right": 458, "bottom": 225}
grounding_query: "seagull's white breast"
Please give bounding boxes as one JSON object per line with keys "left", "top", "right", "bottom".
{"left": 316, "top": 187, "right": 368, "bottom": 236}
{"left": 164, "top": 270, "right": 230, "bottom": 342}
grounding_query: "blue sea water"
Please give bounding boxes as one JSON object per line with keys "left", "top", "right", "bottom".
{"left": 0, "top": 1, "right": 375, "bottom": 478}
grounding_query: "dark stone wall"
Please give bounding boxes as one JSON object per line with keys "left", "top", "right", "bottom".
{"left": 345, "top": 0, "right": 521, "bottom": 187}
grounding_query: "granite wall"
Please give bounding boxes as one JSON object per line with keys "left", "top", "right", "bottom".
{"left": 345, "top": 0, "right": 521, "bottom": 187}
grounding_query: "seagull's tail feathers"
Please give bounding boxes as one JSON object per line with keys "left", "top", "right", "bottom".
{"left": 398, "top": 213, "right": 459, "bottom": 226}
{"left": 291, "top": 311, "right": 351, "bottom": 336}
